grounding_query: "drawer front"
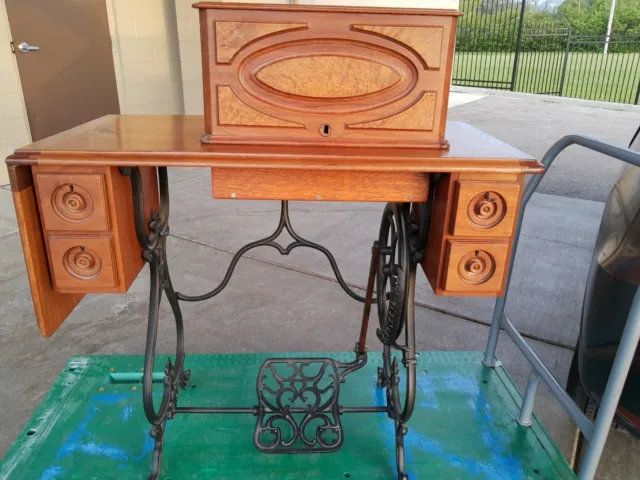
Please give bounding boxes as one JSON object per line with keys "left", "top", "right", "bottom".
{"left": 442, "top": 240, "right": 509, "bottom": 294}
{"left": 451, "top": 181, "right": 520, "bottom": 237}
{"left": 199, "top": 6, "right": 458, "bottom": 148}
{"left": 48, "top": 235, "right": 117, "bottom": 292}
{"left": 35, "top": 173, "right": 109, "bottom": 232}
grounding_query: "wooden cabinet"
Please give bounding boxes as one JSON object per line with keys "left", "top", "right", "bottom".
{"left": 32, "top": 166, "right": 158, "bottom": 294}
{"left": 196, "top": 3, "right": 460, "bottom": 149}
{"left": 424, "top": 173, "right": 524, "bottom": 297}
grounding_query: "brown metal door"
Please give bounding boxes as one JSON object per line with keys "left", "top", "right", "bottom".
{"left": 6, "top": 0, "right": 119, "bottom": 141}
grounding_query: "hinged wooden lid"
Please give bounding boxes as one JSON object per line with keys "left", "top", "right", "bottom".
{"left": 196, "top": 2, "right": 461, "bottom": 149}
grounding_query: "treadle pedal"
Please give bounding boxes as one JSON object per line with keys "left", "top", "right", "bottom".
{"left": 254, "top": 358, "right": 344, "bottom": 453}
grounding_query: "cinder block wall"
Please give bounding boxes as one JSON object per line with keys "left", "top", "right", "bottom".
{"left": 174, "top": 0, "right": 460, "bottom": 115}
{"left": 107, "top": 0, "right": 185, "bottom": 114}
{"left": 0, "top": 0, "right": 30, "bottom": 185}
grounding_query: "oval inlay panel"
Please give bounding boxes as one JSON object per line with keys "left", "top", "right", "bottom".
{"left": 239, "top": 40, "right": 418, "bottom": 114}
{"left": 457, "top": 250, "right": 495, "bottom": 286}
{"left": 64, "top": 246, "right": 102, "bottom": 280}
{"left": 255, "top": 56, "right": 401, "bottom": 99}
{"left": 52, "top": 184, "right": 94, "bottom": 223}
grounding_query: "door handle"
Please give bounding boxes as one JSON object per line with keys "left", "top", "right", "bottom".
{"left": 17, "top": 42, "right": 40, "bottom": 53}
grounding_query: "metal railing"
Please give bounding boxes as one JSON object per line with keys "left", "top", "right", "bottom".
{"left": 482, "top": 135, "right": 640, "bottom": 479}
{"left": 453, "top": 0, "right": 640, "bottom": 105}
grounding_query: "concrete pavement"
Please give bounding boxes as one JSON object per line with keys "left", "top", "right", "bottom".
{"left": 1, "top": 93, "right": 639, "bottom": 478}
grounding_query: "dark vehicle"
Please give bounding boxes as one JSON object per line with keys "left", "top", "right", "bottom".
{"left": 568, "top": 126, "right": 640, "bottom": 466}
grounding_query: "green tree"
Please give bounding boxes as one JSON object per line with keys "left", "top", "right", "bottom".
{"left": 556, "top": 0, "right": 640, "bottom": 36}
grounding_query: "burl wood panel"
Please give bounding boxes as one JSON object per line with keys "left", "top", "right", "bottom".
{"left": 217, "top": 86, "right": 303, "bottom": 128}
{"left": 197, "top": 3, "right": 460, "bottom": 148}
{"left": 8, "top": 165, "right": 85, "bottom": 337}
{"left": 351, "top": 25, "right": 444, "bottom": 69}
{"left": 32, "top": 165, "right": 158, "bottom": 294}
{"left": 212, "top": 168, "right": 429, "bottom": 202}
{"left": 215, "top": 21, "right": 307, "bottom": 64}
{"left": 349, "top": 92, "right": 436, "bottom": 131}
{"left": 423, "top": 173, "right": 524, "bottom": 297}
{"left": 255, "top": 56, "right": 400, "bottom": 98}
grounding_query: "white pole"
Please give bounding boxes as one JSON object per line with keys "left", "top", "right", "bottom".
{"left": 604, "top": 0, "right": 617, "bottom": 55}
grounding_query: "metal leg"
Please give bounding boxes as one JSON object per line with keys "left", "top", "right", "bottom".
{"left": 517, "top": 371, "right": 540, "bottom": 427}
{"left": 118, "top": 167, "right": 432, "bottom": 477}
{"left": 577, "top": 289, "right": 640, "bottom": 479}
{"left": 121, "top": 167, "right": 191, "bottom": 480}
{"left": 483, "top": 296, "right": 505, "bottom": 367}
{"left": 375, "top": 203, "right": 419, "bottom": 480}
{"left": 175, "top": 200, "right": 368, "bottom": 303}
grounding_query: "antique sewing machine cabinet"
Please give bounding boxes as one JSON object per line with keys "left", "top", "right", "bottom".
{"left": 2, "top": 3, "right": 580, "bottom": 480}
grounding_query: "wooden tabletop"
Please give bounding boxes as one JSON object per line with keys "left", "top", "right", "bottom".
{"left": 7, "top": 115, "right": 543, "bottom": 173}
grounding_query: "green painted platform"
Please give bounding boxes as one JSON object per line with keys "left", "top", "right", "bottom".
{"left": 0, "top": 352, "right": 575, "bottom": 480}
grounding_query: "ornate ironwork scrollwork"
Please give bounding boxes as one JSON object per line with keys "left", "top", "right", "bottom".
{"left": 121, "top": 166, "right": 191, "bottom": 480}
{"left": 175, "top": 200, "right": 368, "bottom": 303}
{"left": 374, "top": 198, "right": 431, "bottom": 480}
{"left": 376, "top": 203, "right": 411, "bottom": 346}
{"left": 254, "top": 349, "right": 367, "bottom": 454}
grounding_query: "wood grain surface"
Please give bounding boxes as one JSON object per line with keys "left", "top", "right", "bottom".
{"left": 198, "top": 4, "right": 459, "bottom": 147}
{"left": 423, "top": 173, "right": 524, "bottom": 297}
{"left": 254, "top": 56, "right": 401, "bottom": 98}
{"left": 34, "top": 172, "right": 110, "bottom": 232}
{"left": 348, "top": 91, "right": 436, "bottom": 131}
{"left": 9, "top": 165, "right": 84, "bottom": 337}
{"left": 7, "top": 116, "right": 544, "bottom": 174}
{"left": 450, "top": 181, "right": 521, "bottom": 237}
{"left": 215, "top": 21, "right": 307, "bottom": 63}
{"left": 32, "top": 165, "right": 157, "bottom": 294}
{"left": 442, "top": 239, "right": 509, "bottom": 294}
{"left": 217, "top": 86, "right": 304, "bottom": 128}
{"left": 212, "top": 168, "right": 429, "bottom": 202}
{"left": 352, "top": 25, "right": 444, "bottom": 69}
{"left": 47, "top": 234, "right": 118, "bottom": 292}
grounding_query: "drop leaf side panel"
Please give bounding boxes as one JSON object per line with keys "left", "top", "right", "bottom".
{"left": 8, "top": 165, "right": 84, "bottom": 337}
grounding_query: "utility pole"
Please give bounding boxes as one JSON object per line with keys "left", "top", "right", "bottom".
{"left": 604, "top": 0, "right": 617, "bottom": 55}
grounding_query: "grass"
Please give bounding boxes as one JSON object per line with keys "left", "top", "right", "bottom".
{"left": 453, "top": 51, "right": 640, "bottom": 104}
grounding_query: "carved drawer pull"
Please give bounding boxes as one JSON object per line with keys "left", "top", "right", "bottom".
{"left": 63, "top": 246, "right": 102, "bottom": 280}
{"left": 458, "top": 250, "right": 495, "bottom": 285}
{"left": 52, "top": 183, "right": 94, "bottom": 223}
{"left": 467, "top": 191, "right": 505, "bottom": 229}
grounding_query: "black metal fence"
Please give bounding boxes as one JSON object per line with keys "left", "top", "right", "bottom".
{"left": 453, "top": 0, "right": 640, "bottom": 104}
{"left": 453, "top": 0, "right": 525, "bottom": 91}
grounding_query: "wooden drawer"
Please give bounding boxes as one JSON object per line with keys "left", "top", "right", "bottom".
{"left": 212, "top": 168, "right": 429, "bottom": 202}
{"left": 442, "top": 240, "right": 509, "bottom": 294}
{"left": 33, "top": 166, "right": 159, "bottom": 294}
{"left": 48, "top": 235, "right": 117, "bottom": 292}
{"left": 451, "top": 181, "right": 520, "bottom": 237}
{"left": 34, "top": 172, "right": 109, "bottom": 231}
{"left": 196, "top": 3, "right": 460, "bottom": 149}
{"left": 423, "top": 173, "right": 524, "bottom": 297}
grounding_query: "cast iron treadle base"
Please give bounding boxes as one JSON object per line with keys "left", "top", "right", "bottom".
{"left": 254, "top": 358, "right": 342, "bottom": 453}
{"left": 254, "top": 353, "right": 367, "bottom": 454}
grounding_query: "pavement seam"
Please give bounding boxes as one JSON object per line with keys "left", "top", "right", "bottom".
{"left": 168, "top": 232, "right": 575, "bottom": 351}
{"left": 520, "top": 232, "right": 593, "bottom": 251}
{"left": 169, "top": 173, "right": 212, "bottom": 187}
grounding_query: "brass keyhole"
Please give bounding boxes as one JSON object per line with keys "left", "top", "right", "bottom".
{"left": 320, "top": 124, "right": 332, "bottom": 137}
